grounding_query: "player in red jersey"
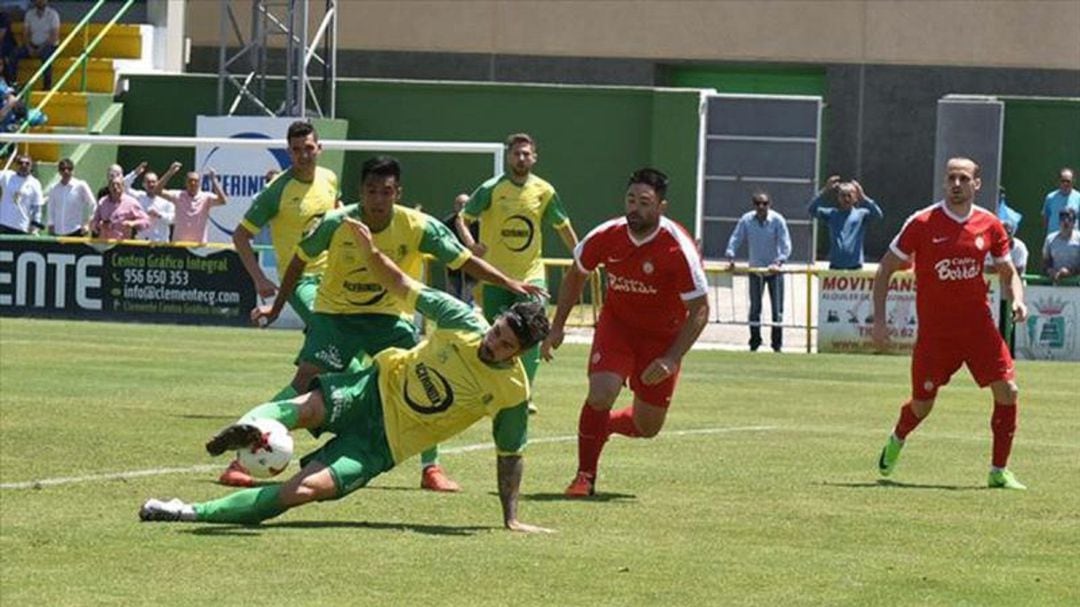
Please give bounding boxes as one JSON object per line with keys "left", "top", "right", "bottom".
{"left": 872, "top": 157, "right": 1028, "bottom": 489}
{"left": 541, "top": 167, "right": 710, "bottom": 497}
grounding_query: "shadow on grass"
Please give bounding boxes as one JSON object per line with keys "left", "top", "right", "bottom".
{"left": 823, "top": 479, "right": 984, "bottom": 491}
{"left": 519, "top": 491, "right": 637, "bottom": 502}
{"left": 185, "top": 520, "right": 492, "bottom": 537}
{"left": 171, "top": 414, "right": 236, "bottom": 421}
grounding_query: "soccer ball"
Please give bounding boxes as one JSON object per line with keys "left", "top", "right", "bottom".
{"left": 236, "top": 418, "right": 294, "bottom": 478}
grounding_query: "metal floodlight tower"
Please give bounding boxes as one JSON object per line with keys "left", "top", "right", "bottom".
{"left": 216, "top": 0, "right": 337, "bottom": 118}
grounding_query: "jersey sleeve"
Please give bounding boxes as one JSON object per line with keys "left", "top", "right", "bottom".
{"left": 668, "top": 224, "right": 709, "bottom": 301}
{"left": 573, "top": 223, "right": 609, "bottom": 273}
{"left": 890, "top": 213, "right": 922, "bottom": 261}
{"left": 988, "top": 218, "right": 1010, "bottom": 262}
{"left": 541, "top": 188, "right": 571, "bottom": 229}
{"left": 491, "top": 402, "right": 529, "bottom": 456}
{"left": 296, "top": 213, "right": 337, "bottom": 262}
{"left": 240, "top": 175, "right": 286, "bottom": 233}
{"left": 412, "top": 283, "right": 486, "bottom": 332}
{"left": 419, "top": 214, "right": 472, "bottom": 269}
{"left": 460, "top": 181, "right": 493, "bottom": 222}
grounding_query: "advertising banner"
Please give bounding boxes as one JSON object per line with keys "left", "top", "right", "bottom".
{"left": 1015, "top": 285, "right": 1080, "bottom": 361}
{"left": 0, "top": 239, "right": 256, "bottom": 326}
{"left": 816, "top": 271, "right": 1001, "bottom": 354}
{"left": 194, "top": 116, "right": 296, "bottom": 244}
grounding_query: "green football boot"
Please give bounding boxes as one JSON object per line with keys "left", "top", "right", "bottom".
{"left": 988, "top": 468, "right": 1027, "bottom": 490}
{"left": 877, "top": 434, "right": 904, "bottom": 477}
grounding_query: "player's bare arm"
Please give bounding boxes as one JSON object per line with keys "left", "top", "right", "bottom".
{"left": 253, "top": 254, "right": 306, "bottom": 327}
{"left": 556, "top": 222, "right": 579, "bottom": 253}
{"left": 641, "top": 294, "right": 709, "bottom": 386}
{"left": 541, "top": 264, "right": 589, "bottom": 361}
{"left": 459, "top": 256, "right": 548, "bottom": 299}
{"left": 871, "top": 250, "right": 906, "bottom": 350}
{"left": 455, "top": 214, "right": 487, "bottom": 257}
{"left": 997, "top": 260, "right": 1028, "bottom": 322}
{"left": 498, "top": 454, "right": 553, "bottom": 534}
{"left": 343, "top": 217, "right": 412, "bottom": 301}
{"left": 232, "top": 224, "right": 278, "bottom": 299}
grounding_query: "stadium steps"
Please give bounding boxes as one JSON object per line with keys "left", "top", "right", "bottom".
{"left": 16, "top": 57, "right": 118, "bottom": 93}
{"left": 10, "top": 22, "right": 142, "bottom": 59}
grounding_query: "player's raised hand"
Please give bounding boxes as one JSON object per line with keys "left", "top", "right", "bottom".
{"left": 343, "top": 217, "right": 374, "bottom": 254}
{"left": 505, "top": 519, "right": 555, "bottom": 534}
{"left": 640, "top": 355, "right": 677, "bottom": 386}
{"left": 254, "top": 276, "right": 278, "bottom": 299}
{"left": 871, "top": 318, "right": 890, "bottom": 351}
{"left": 506, "top": 279, "right": 548, "bottom": 300}
{"left": 540, "top": 326, "right": 564, "bottom": 361}
{"left": 250, "top": 304, "right": 279, "bottom": 328}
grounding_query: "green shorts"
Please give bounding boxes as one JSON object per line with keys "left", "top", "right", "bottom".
{"left": 300, "top": 367, "right": 396, "bottom": 497}
{"left": 298, "top": 312, "right": 418, "bottom": 372}
{"left": 479, "top": 280, "right": 546, "bottom": 323}
{"left": 287, "top": 274, "right": 321, "bottom": 326}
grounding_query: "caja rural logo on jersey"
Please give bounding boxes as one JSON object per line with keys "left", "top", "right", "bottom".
{"left": 403, "top": 362, "right": 455, "bottom": 414}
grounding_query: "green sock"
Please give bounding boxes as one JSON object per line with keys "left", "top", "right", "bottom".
{"left": 194, "top": 485, "right": 287, "bottom": 524}
{"left": 420, "top": 446, "right": 438, "bottom": 467}
{"left": 521, "top": 342, "right": 540, "bottom": 384}
{"left": 240, "top": 400, "right": 300, "bottom": 430}
{"left": 269, "top": 384, "right": 299, "bottom": 402}
{"left": 346, "top": 357, "right": 365, "bottom": 373}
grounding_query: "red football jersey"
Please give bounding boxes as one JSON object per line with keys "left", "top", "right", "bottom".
{"left": 576, "top": 216, "right": 708, "bottom": 336}
{"left": 890, "top": 202, "right": 1010, "bottom": 335}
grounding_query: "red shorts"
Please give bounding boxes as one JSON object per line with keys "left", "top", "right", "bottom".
{"left": 588, "top": 315, "right": 681, "bottom": 408}
{"left": 910, "top": 315, "right": 1015, "bottom": 400}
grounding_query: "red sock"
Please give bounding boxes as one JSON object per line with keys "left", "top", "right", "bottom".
{"left": 576, "top": 404, "right": 610, "bottom": 477}
{"left": 893, "top": 401, "right": 924, "bottom": 440}
{"left": 991, "top": 402, "right": 1018, "bottom": 469}
{"left": 608, "top": 407, "right": 641, "bottom": 438}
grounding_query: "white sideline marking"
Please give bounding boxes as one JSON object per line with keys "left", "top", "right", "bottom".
{"left": 0, "top": 425, "right": 777, "bottom": 491}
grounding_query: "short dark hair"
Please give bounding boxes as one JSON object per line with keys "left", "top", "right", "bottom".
{"left": 505, "top": 133, "right": 536, "bottom": 151}
{"left": 501, "top": 301, "right": 550, "bottom": 351}
{"left": 58, "top": 158, "right": 74, "bottom": 171}
{"left": 1060, "top": 207, "right": 1077, "bottom": 221}
{"left": 360, "top": 155, "right": 401, "bottom": 184}
{"left": 752, "top": 191, "right": 770, "bottom": 204}
{"left": 287, "top": 120, "right": 317, "bottom": 142}
{"left": 627, "top": 167, "right": 669, "bottom": 200}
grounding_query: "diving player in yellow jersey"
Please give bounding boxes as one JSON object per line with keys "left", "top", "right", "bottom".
{"left": 140, "top": 217, "right": 554, "bottom": 533}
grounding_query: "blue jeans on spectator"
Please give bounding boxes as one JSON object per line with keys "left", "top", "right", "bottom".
{"left": 749, "top": 273, "right": 783, "bottom": 351}
{"left": 12, "top": 43, "right": 55, "bottom": 89}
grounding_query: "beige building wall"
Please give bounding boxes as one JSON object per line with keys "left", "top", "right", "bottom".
{"left": 190, "top": 0, "right": 1080, "bottom": 70}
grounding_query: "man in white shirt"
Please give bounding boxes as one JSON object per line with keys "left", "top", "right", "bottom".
{"left": 0, "top": 153, "right": 44, "bottom": 234}
{"left": 12, "top": 0, "right": 59, "bottom": 89}
{"left": 45, "top": 157, "right": 95, "bottom": 237}
{"left": 128, "top": 167, "right": 174, "bottom": 242}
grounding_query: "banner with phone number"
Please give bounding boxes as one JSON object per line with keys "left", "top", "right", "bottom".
{"left": 0, "top": 239, "right": 256, "bottom": 326}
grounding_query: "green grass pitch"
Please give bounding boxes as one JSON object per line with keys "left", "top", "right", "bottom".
{"left": 1, "top": 318, "right": 1077, "bottom": 605}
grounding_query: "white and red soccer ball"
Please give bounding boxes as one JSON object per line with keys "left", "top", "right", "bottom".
{"left": 236, "top": 418, "right": 294, "bottom": 478}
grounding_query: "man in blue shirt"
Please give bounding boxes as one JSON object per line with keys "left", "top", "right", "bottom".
{"left": 725, "top": 191, "right": 792, "bottom": 352}
{"left": 1042, "top": 167, "right": 1080, "bottom": 235}
{"left": 807, "top": 175, "right": 884, "bottom": 269}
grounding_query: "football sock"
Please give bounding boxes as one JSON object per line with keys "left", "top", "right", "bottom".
{"left": 990, "top": 402, "right": 1017, "bottom": 469}
{"left": 420, "top": 446, "right": 439, "bottom": 468}
{"left": 608, "top": 407, "right": 641, "bottom": 438}
{"left": 521, "top": 343, "right": 540, "bottom": 384}
{"left": 346, "top": 357, "right": 365, "bottom": 373}
{"left": 240, "top": 400, "right": 300, "bottom": 430}
{"left": 576, "top": 403, "right": 610, "bottom": 477}
{"left": 893, "top": 401, "right": 924, "bottom": 440}
{"left": 268, "top": 384, "right": 299, "bottom": 403}
{"left": 194, "top": 485, "right": 287, "bottom": 524}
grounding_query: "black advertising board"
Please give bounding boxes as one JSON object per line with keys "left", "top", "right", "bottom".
{"left": 0, "top": 239, "right": 256, "bottom": 326}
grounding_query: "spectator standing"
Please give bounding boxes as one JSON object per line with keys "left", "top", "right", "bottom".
{"left": 128, "top": 168, "right": 173, "bottom": 242}
{"left": 90, "top": 177, "right": 148, "bottom": 240}
{"left": 442, "top": 193, "right": 478, "bottom": 304}
{"left": 0, "top": 12, "right": 18, "bottom": 84}
{"left": 725, "top": 191, "right": 792, "bottom": 352}
{"left": 45, "top": 157, "right": 95, "bottom": 236}
{"left": 154, "top": 162, "right": 226, "bottom": 243}
{"left": 1042, "top": 167, "right": 1080, "bottom": 235}
{"left": 0, "top": 153, "right": 43, "bottom": 234}
{"left": 1043, "top": 207, "right": 1080, "bottom": 283}
{"left": 11, "top": 0, "right": 58, "bottom": 90}
{"left": 807, "top": 175, "right": 883, "bottom": 269}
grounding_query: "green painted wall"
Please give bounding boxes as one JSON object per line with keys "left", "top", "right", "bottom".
{"left": 118, "top": 75, "right": 703, "bottom": 256}
{"left": 1000, "top": 98, "right": 1080, "bottom": 255}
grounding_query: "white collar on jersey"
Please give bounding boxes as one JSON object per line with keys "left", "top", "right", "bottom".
{"left": 937, "top": 200, "right": 975, "bottom": 224}
{"left": 627, "top": 219, "right": 663, "bottom": 246}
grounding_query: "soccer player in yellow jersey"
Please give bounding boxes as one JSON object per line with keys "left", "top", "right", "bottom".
{"left": 140, "top": 217, "right": 554, "bottom": 534}
{"left": 249, "top": 156, "right": 544, "bottom": 492}
{"left": 456, "top": 133, "right": 578, "bottom": 413}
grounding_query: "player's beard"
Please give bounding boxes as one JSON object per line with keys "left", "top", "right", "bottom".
{"left": 626, "top": 212, "right": 655, "bottom": 236}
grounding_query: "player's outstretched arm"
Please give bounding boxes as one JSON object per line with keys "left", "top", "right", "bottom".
{"left": 460, "top": 256, "right": 548, "bottom": 299}
{"left": 253, "top": 254, "right": 305, "bottom": 327}
{"left": 641, "top": 294, "right": 709, "bottom": 386}
{"left": 497, "top": 454, "right": 553, "bottom": 534}
{"left": 541, "top": 264, "right": 589, "bottom": 361}
{"left": 871, "top": 251, "right": 905, "bottom": 350}
{"left": 556, "top": 223, "right": 579, "bottom": 253}
{"left": 344, "top": 217, "right": 411, "bottom": 301}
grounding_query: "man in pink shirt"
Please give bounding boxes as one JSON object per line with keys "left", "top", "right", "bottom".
{"left": 154, "top": 162, "right": 227, "bottom": 243}
{"left": 90, "top": 177, "right": 149, "bottom": 240}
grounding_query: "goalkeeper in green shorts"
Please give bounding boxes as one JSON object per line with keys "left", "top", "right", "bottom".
{"left": 456, "top": 133, "right": 578, "bottom": 414}
{"left": 140, "top": 217, "right": 554, "bottom": 533}
{"left": 230, "top": 156, "right": 544, "bottom": 493}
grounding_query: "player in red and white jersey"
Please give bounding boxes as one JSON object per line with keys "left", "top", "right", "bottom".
{"left": 542, "top": 168, "right": 709, "bottom": 497}
{"left": 871, "top": 157, "right": 1029, "bottom": 490}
